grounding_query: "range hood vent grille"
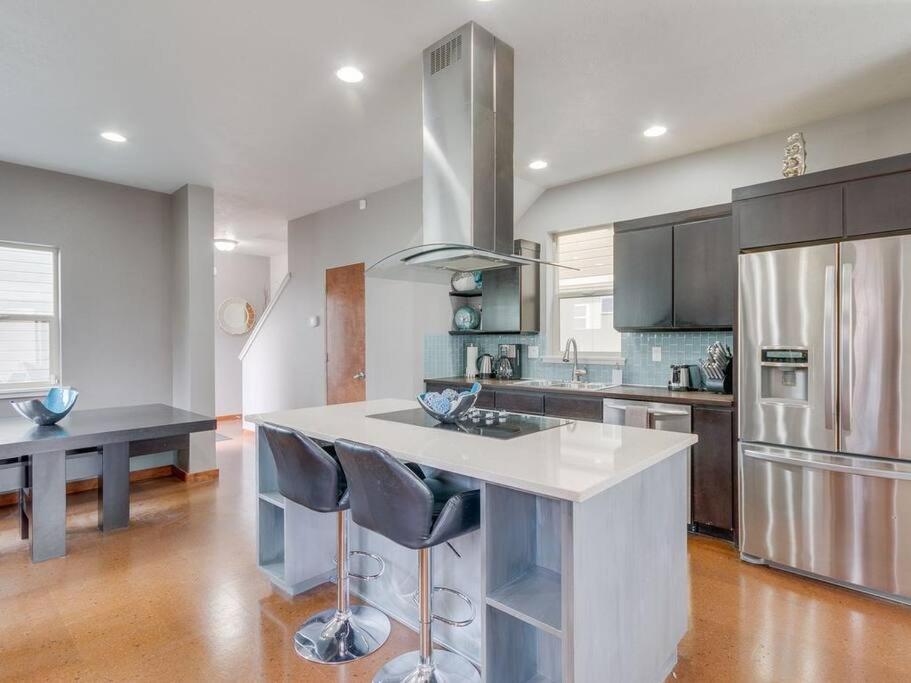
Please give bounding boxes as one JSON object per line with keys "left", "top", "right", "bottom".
{"left": 430, "top": 34, "right": 462, "bottom": 75}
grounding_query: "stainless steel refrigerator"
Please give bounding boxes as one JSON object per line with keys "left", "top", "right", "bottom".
{"left": 739, "top": 235, "right": 911, "bottom": 603}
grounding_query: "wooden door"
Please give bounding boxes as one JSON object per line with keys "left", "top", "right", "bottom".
{"left": 326, "top": 263, "right": 366, "bottom": 404}
{"left": 673, "top": 216, "right": 734, "bottom": 328}
{"left": 613, "top": 225, "right": 674, "bottom": 330}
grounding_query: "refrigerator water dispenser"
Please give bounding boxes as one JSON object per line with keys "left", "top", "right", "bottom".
{"left": 760, "top": 348, "right": 809, "bottom": 403}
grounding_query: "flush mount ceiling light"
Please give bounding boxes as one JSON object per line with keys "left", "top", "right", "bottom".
{"left": 100, "top": 131, "right": 127, "bottom": 143}
{"left": 336, "top": 66, "right": 364, "bottom": 83}
{"left": 213, "top": 238, "right": 238, "bottom": 252}
{"left": 643, "top": 125, "right": 667, "bottom": 138}
{"left": 528, "top": 159, "right": 549, "bottom": 170}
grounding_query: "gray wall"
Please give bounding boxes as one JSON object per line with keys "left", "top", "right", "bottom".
{"left": 515, "top": 97, "right": 911, "bottom": 357}
{"left": 242, "top": 178, "right": 451, "bottom": 417}
{"left": 517, "top": 97, "right": 911, "bottom": 243}
{"left": 0, "top": 161, "right": 172, "bottom": 415}
{"left": 170, "top": 184, "right": 216, "bottom": 472}
{"left": 214, "top": 252, "right": 270, "bottom": 416}
{"left": 247, "top": 97, "right": 911, "bottom": 414}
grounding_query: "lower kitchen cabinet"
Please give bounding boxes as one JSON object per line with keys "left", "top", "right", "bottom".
{"left": 495, "top": 390, "right": 544, "bottom": 415}
{"left": 544, "top": 393, "right": 604, "bottom": 421}
{"left": 691, "top": 406, "right": 735, "bottom": 537}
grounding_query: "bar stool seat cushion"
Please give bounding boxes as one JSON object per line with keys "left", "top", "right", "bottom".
{"left": 335, "top": 439, "right": 481, "bottom": 550}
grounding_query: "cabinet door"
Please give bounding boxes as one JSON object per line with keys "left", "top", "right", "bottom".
{"left": 736, "top": 185, "right": 843, "bottom": 250}
{"left": 673, "top": 216, "right": 734, "bottom": 328}
{"left": 845, "top": 172, "right": 911, "bottom": 237}
{"left": 543, "top": 393, "right": 604, "bottom": 422}
{"left": 614, "top": 225, "right": 673, "bottom": 329}
{"left": 495, "top": 390, "right": 544, "bottom": 415}
{"left": 691, "top": 406, "right": 734, "bottom": 532}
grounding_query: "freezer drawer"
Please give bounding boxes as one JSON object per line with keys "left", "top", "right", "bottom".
{"left": 741, "top": 443, "right": 911, "bottom": 600}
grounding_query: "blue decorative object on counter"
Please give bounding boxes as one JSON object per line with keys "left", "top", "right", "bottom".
{"left": 453, "top": 305, "right": 481, "bottom": 331}
{"left": 11, "top": 387, "right": 79, "bottom": 426}
{"left": 418, "top": 383, "right": 481, "bottom": 423}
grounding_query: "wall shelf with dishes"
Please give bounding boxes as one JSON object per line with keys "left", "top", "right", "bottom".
{"left": 450, "top": 270, "right": 484, "bottom": 333}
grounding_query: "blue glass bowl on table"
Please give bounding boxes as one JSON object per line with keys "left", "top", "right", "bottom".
{"left": 417, "top": 383, "right": 482, "bottom": 424}
{"left": 10, "top": 387, "right": 80, "bottom": 426}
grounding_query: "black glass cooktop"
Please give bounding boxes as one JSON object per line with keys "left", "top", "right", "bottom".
{"left": 367, "top": 408, "right": 572, "bottom": 440}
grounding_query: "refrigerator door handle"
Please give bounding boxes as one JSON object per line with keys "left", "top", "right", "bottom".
{"left": 742, "top": 448, "right": 911, "bottom": 481}
{"left": 823, "top": 265, "right": 836, "bottom": 431}
{"left": 840, "top": 261, "right": 854, "bottom": 434}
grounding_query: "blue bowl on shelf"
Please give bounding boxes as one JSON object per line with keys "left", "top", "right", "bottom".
{"left": 418, "top": 383, "right": 481, "bottom": 424}
{"left": 10, "top": 387, "right": 79, "bottom": 426}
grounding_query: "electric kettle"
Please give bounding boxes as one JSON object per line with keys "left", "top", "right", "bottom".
{"left": 476, "top": 353, "right": 494, "bottom": 379}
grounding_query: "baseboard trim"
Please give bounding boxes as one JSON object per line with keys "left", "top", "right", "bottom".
{"left": 0, "top": 464, "right": 218, "bottom": 507}
{"left": 216, "top": 413, "right": 242, "bottom": 421}
{"left": 171, "top": 466, "right": 220, "bottom": 483}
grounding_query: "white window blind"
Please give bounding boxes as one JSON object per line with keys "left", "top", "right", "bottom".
{"left": 556, "top": 226, "right": 614, "bottom": 298}
{"left": 554, "top": 226, "right": 620, "bottom": 354}
{"left": 0, "top": 243, "right": 59, "bottom": 390}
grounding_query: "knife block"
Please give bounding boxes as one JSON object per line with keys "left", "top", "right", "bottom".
{"left": 704, "top": 358, "right": 733, "bottom": 394}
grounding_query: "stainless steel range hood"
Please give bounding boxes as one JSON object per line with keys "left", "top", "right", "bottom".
{"left": 368, "top": 22, "right": 570, "bottom": 282}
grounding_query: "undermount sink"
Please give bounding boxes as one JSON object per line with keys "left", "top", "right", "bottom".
{"left": 515, "top": 379, "right": 613, "bottom": 391}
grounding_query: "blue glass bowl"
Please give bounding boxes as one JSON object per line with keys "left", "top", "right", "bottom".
{"left": 10, "top": 387, "right": 79, "bottom": 426}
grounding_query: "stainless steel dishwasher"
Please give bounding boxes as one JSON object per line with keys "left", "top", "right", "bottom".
{"left": 603, "top": 398, "right": 694, "bottom": 524}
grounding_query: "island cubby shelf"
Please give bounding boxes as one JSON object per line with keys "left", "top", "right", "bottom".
{"left": 484, "top": 484, "right": 572, "bottom": 681}
{"left": 486, "top": 565, "right": 562, "bottom": 637}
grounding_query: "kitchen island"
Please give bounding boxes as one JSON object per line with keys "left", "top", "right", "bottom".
{"left": 252, "top": 398, "right": 697, "bottom": 682}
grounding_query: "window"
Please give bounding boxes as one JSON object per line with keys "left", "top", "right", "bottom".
{"left": 554, "top": 226, "right": 620, "bottom": 355}
{"left": 0, "top": 243, "right": 59, "bottom": 392}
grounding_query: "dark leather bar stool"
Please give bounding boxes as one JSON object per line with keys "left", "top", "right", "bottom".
{"left": 262, "top": 424, "right": 390, "bottom": 664}
{"left": 336, "top": 438, "right": 481, "bottom": 683}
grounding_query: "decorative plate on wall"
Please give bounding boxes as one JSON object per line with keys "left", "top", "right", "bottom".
{"left": 218, "top": 297, "right": 256, "bottom": 335}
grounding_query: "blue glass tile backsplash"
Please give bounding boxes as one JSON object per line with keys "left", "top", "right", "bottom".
{"left": 424, "top": 330, "right": 734, "bottom": 388}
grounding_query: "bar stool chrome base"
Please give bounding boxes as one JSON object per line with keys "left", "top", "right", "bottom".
{"left": 293, "top": 604, "right": 391, "bottom": 664}
{"left": 373, "top": 650, "right": 480, "bottom": 683}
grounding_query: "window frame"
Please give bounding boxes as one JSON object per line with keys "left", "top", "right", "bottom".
{"left": 546, "top": 225, "right": 624, "bottom": 363}
{"left": 0, "top": 241, "right": 61, "bottom": 395}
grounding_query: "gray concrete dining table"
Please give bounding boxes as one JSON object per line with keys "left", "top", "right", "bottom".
{"left": 0, "top": 403, "right": 216, "bottom": 562}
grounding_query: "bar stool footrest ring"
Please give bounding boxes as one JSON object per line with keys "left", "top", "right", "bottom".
{"left": 410, "top": 585, "right": 475, "bottom": 627}
{"left": 346, "top": 550, "right": 386, "bottom": 581}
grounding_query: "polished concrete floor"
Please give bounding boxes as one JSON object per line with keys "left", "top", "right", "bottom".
{"left": 1, "top": 419, "right": 910, "bottom": 682}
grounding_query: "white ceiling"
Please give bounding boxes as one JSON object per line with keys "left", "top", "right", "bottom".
{"left": 3, "top": 1, "right": 911, "bottom": 256}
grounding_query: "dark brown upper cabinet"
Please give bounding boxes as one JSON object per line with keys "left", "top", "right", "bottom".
{"left": 845, "top": 171, "right": 911, "bottom": 237}
{"left": 614, "top": 204, "right": 733, "bottom": 332}
{"left": 673, "top": 216, "right": 734, "bottom": 328}
{"left": 613, "top": 225, "right": 674, "bottom": 330}
{"left": 736, "top": 185, "right": 843, "bottom": 250}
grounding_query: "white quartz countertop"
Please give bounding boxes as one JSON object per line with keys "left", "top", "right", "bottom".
{"left": 252, "top": 399, "right": 697, "bottom": 503}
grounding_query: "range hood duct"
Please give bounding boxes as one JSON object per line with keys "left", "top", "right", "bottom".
{"left": 421, "top": 22, "right": 514, "bottom": 268}
{"left": 368, "top": 22, "right": 572, "bottom": 279}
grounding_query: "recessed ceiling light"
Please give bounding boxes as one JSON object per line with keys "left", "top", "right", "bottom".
{"left": 643, "top": 125, "right": 667, "bottom": 138}
{"left": 336, "top": 66, "right": 364, "bottom": 83}
{"left": 528, "top": 160, "right": 548, "bottom": 170}
{"left": 100, "top": 131, "right": 127, "bottom": 143}
{"left": 213, "top": 238, "right": 238, "bottom": 252}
